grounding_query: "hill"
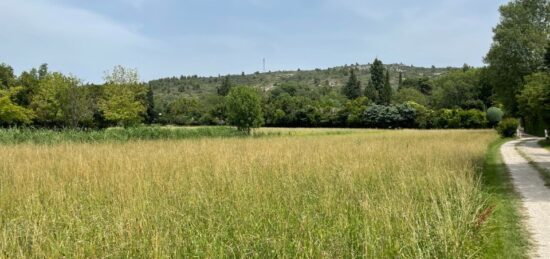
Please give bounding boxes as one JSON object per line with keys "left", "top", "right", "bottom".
{"left": 149, "top": 63, "right": 461, "bottom": 105}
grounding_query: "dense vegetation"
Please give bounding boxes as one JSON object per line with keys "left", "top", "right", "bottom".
{"left": 0, "top": 130, "right": 521, "bottom": 258}
{"left": 0, "top": 60, "right": 499, "bottom": 133}
{"left": 484, "top": 0, "right": 550, "bottom": 136}
{"left": 0, "top": 2, "right": 547, "bottom": 135}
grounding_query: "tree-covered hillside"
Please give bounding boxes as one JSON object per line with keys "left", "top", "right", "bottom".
{"left": 149, "top": 63, "right": 460, "bottom": 108}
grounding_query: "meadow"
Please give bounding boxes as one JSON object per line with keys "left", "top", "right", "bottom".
{"left": 0, "top": 129, "right": 525, "bottom": 258}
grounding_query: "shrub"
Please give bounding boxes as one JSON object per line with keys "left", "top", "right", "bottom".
{"left": 496, "top": 118, "right": 519, "bottom": 138}
{"left": 458, "top": 109, "right": 488, "bottom": 129}
{"left": 486, "top": 107, "right": 504, "bottom": 127}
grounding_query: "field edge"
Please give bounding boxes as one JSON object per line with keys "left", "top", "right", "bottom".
{"left": 480, "top": 138, "right": 530, "bottom": 258}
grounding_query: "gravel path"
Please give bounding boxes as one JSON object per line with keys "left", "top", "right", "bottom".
{"left": 501, "top": 138, "right": 550, "bottom": 258}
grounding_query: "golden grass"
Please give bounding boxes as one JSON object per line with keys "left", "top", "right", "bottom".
{"left": 0, "top": 129, "right": 497, "bottom": 258}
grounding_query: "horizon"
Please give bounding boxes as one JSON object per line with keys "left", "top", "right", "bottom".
{"left": 0, "top": 0, "right": 509, "bottom": 83}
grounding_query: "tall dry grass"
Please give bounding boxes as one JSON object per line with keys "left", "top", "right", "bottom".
{"left": 0, "top": 130, "right": 496, "bottom": 258}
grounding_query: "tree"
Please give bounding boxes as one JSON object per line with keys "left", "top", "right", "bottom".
{"left": 342, "top": 69, "right": 361, "bottom": 99}
{"left": 517, "top": 72, "right": 550, "bottom": 135}
{"left": 99, "top": 66, "right": 147, "bottom": 127}
{"left": 0, "top": 87, "right": 35, "bottom": 125}
{"left": 38, "top": 63, "right": 48, "bottom": 80}
{"left": 369, "top": 58, "right": 386, "bottom": 104}
{"left": 393, "top": 88, "right": 428, "bottom": 106}
{"left": 431, "top": 69, "right": 485, "bottom": 109}
{"left": 217, "top": 75, "right": 233, "bottom": 96}
{"left": 398, "top": 71, "right": 403, "bottom": 89}
{"left": 0, "top": 63, "right": 15, "bottom": 89}
{"left": 226, "top": 86, "right": 264, "bottom": 134}
{"left": 31, "top": 73, "right": 93, "bottom": 128}
{"left": 545, "top": 40, "right": 550, "bottom": 70}
{"left": 484, "top": 0, "right": 550, "bottom": 115}
{"left": 379, "top": 70, "right": 392, "bottom": 105}
{"left": 144, "top": 85, "right": 157, "bottom": 124}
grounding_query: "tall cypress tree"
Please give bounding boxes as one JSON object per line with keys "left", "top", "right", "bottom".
{"left": 369, "top": 58, "right": 386, "bottom": 104}
{"left": 398, "top": 71, "right": 403, "bottom": 89}
{"left": 342, "top": 69, "right": 361, "bottom": 99}
{"left": 380, "top": 70, "right": 392, "bottom": 105}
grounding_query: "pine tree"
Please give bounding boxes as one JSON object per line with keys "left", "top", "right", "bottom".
{"left": 342, "top": 69, "right": 361, "bottom": 99}
{"left": 369, "top": 58, "right": 385, "bottom": 104}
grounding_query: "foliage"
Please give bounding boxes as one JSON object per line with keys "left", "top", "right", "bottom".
{"left": 0, "top": 63, "right": 16, "bottom": 89}
{"left": 484, "top": 0, "right": 550, "bottom": 115}
{"left": 431, "top": 69, "right": 488, "bottom": 110}
{"left": 368, "top": 58, "right": 386, "bottom": 104}
{"left": 517, "top": 72, "right": 550, "bottom": 135}
{"left": 226, "top": 86, "right": 264, "bottom": 133}
{"left": 0, "top": 87, "right": 35, "bottom": 125}
{"left": 401, "top": 77, "right": 433, "bottom": 95}
{"left": 393, "top": 87, "right": 428, "bottom": 106}
{"left": 496, "top": 118, "right": 520, "bottom": 138}
{"left": 341, "top": 69, "right": 361, "bottom": 99}
{"left": 31, "top": 73, "right": 93, "bottom": 128}
{"left": 486, "top": 107, "right": 504, "bottom": 127}
{"left": 361, "top": 103, "right": 416, "bottom": 128}
{"left": 217, "top": 75, "right": 233, "bottom": 96}
{"left": 99, "top": 66, "right": 147, "bottom": 127}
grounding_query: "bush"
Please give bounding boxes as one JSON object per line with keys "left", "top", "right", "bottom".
{"left": 496, "top": 118, "right": 519, "bottom": 138}
{"left": 458, "top": 109, "right": 488, "bottom": 129}
{"left": 486, "top": 107, "right": 504, "bottom": 127}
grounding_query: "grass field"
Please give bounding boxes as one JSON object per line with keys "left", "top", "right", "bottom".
{"left": 0, "top": 129, "right": 526, "bottom": 258}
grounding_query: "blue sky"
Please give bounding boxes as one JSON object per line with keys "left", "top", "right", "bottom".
{"left": 0, "top": 0, "right": 508, "bottom": 83}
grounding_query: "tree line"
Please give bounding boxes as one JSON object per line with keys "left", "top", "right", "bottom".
{"left": 2, "top": 0, "right": 547, "bottom": 134}
{"left": 0, "top": 65, "right": 155, "bottom": 128}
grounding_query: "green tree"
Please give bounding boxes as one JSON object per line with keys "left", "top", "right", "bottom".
{"left": 38, "top": 63, "right": 48, "bottom": 80}
{"left": 217, "top": 75, "right": 233, "bottom": 96}
{"left": 398, "top": 71, "right": 403, "bottom": 89}
{"left": 0, "top": 87, "right": 35, "bottom": 125}
{"left": 484, "top": 0, "right": 550, "bottom": 115}
{"left": 379, "top": 70, "right": 392, "bottom": 105}
{"left": 431, "top": 69, "right": 485, "bottom": 109}
{"left": 99, "top": 66, "right": 147, "bottom": 127}
{"left": 144, "top": 85, "right": 157, "bottom": 124}
{"left": 226, "top": 86, "right": 264, "bottom": 134}
{"left": 0, "top": 63, "right": 15, "bottom": 89}
{"left": 342, "top": 69, "right": 361, "bottom": 99}
{"left": 393, "top": 88, "right": 428, "bottom": 106}
{"left": 31, "top": 73, "right": 93, "bottom": 128}
{"left": 545, "top": 40, "right": 550, "bottom": 70}
{"left": 369, "top": 58, "right": 386, "bottom": 104}
{"left": 517, "top": 72, "right": 550, "bottom": 135}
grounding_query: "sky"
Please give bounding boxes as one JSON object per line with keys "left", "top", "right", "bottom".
{"left": 0, "top": 0, "right": 509, "bottom": 83}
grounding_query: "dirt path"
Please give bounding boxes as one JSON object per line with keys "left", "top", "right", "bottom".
{"left": 501, "top": 138, "right": 550, "bottom": 258}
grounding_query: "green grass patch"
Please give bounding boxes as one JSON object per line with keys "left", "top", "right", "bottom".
{"left": 0, "top": 126, "right": 247, "bottom": 145}
{"left": 479, "top": 139, "right": 529, "bottom": 258}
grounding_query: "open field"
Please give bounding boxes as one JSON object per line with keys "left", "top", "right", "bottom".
{"left": 0, "top": 129, "right": 525, "bottom": 257}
